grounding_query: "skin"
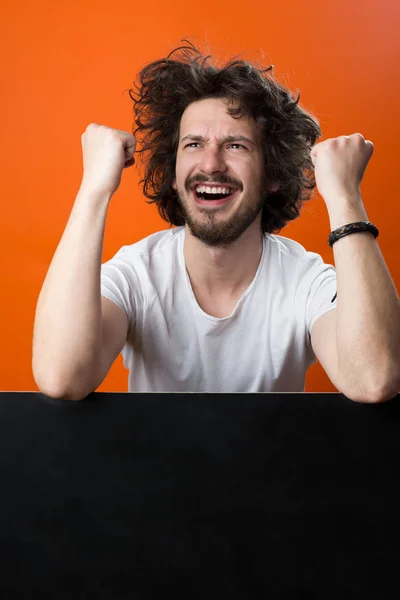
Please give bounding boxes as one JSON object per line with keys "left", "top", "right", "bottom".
{"left": 172, "top": 97, "right": 279, "bottom": 302}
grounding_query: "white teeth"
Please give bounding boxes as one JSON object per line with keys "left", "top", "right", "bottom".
{"left": 195, "top": 185, "right": 236, "bottom": 194}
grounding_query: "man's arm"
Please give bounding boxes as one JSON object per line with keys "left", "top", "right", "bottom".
{"left": 327, "top": 198, "right": 400, "bottom": 402}
{"left": 32, "top": 186, "right": 112, "bottom": 399}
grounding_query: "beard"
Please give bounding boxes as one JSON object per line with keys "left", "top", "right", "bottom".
{"left": 176, "top": 186, "right": 266, "bottom": 248}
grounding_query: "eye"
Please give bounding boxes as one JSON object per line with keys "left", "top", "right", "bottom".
{"left": 185, "top": 143, "right": 246, "bottom": 149}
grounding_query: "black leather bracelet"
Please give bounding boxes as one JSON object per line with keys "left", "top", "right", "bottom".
{"left": 328, "top": 221, "right": 379, "bottom": 248}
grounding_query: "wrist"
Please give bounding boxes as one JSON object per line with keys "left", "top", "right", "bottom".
{"left": 326, "top": 198, "right": 369, "bottom": 231}
{"left": 77, "top": 183, "right": 113, "bottom": 206}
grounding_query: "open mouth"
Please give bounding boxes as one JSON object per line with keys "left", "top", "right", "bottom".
{"left": 191, "top": 185, "right": 239, "bottom": 206}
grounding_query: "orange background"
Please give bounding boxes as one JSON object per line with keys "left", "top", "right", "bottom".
{"left": 1, "top": 0, "right": 399, "bottom": 393}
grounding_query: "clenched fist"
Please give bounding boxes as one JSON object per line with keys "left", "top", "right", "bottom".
{"left": 80, "top": 123, "right": 136, "bottom": 197}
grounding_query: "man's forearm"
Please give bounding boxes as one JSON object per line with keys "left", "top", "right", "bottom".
{"left": 327, "top": 197, "right": 400, "bottom": 401}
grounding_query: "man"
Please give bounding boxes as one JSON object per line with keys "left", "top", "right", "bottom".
{"left": 32, "top": 42, "right": 400, "bottom": 402}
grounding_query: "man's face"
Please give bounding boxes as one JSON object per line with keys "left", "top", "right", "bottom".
{"left": 172, "top": 97, "right": 279, "bottom": 247}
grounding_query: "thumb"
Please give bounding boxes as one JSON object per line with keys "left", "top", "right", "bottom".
{"left": 123, "top": 157, "right": 135, "bottom": 168}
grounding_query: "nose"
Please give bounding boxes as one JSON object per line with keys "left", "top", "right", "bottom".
{"left": 198, "top": 145, "right": 228, "bottom": 176}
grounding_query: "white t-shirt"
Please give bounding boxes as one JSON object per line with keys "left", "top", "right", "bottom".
{"left": 100, "top": 226, "right": 337, "bottom": 393}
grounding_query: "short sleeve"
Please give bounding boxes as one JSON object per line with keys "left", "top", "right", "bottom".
{"left": 100, "top": 246, "right": 137, "bottom": 334}
{"left": 304, "top": 255, "right": 337, "bottom": 341}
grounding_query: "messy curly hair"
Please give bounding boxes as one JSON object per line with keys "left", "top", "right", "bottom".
{"left": 127, "top": 40, "right": 321, "bottom": 234}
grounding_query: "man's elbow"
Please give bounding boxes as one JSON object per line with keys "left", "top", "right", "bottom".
{"left": 368, "top": 380, "right": 400, "bottom": 404}
{"left": 36, "top": 379, "right": 92, "bottom": 402}
{"left": 340, "top": 379, "right": 399, "bottom": 404}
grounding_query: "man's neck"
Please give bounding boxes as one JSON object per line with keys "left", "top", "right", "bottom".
{"left": 183, "top": 224, "right": 264, "bottom": 298}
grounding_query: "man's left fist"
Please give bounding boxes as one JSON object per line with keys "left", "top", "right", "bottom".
{"left": 310, "top": 133, "right": 374, "bottom": 204}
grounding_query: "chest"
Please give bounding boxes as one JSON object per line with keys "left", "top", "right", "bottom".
{"left": 192, "top": 292, "right": 244, "bottom": 319}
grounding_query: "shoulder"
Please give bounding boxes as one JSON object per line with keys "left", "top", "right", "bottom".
{"left": 103, "top": 226, "right": 184, "bottom": 269}
{"left": 267, "top": 233, "right": 332, "bottom": 272}
{"left": 268, "top": 233, "right": 319, "bottom": 260}
{"left": 266, "top": 234, "right": 336, "bottom": 302}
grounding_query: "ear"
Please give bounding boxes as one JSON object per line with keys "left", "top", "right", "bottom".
{"left": 172, "top": 178, "right": 177, "bottom": 191}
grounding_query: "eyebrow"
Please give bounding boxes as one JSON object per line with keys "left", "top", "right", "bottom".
{"left": 180, "top": 134, "right": 255, "bottom": 147}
